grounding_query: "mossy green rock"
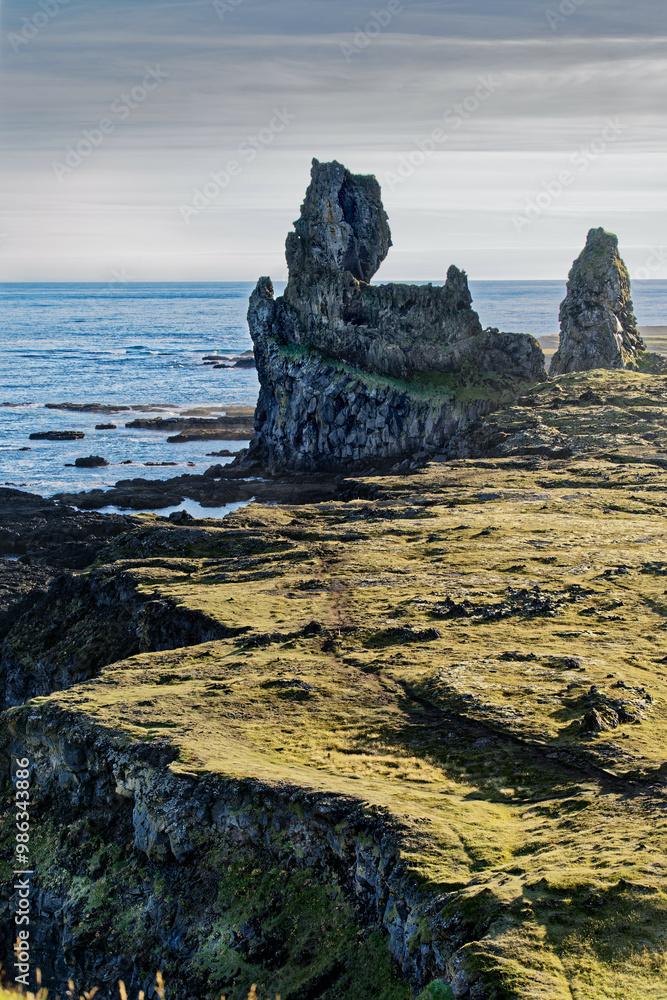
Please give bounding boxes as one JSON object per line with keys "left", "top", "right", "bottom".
{"left": 416, "top": 981, "right": 454, "bottom": 1000}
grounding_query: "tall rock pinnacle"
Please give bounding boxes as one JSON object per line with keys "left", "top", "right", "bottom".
{"left": 551, "top": 228, "right": 644, "bottom": 375}
{"left": 241, "top": 158, "right": 546, "bottom": 474}
{"left": 285, "top": 158, "right": 392, "bottom": 286}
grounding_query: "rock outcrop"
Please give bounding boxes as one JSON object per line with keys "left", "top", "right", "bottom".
{"left": 551, "top": 228, "right": 645, "bottom": 375}
{"left": 244, "top": 158, "right": 546, "bottom": 474}
{"left": 452, "top": 369, "right": 667, "bottom": 460}
{"left": 0, "top": 487, "right": 132, "bottom": 569}
{"left": 0, "top": 567, "right": 248, "bottom": 710}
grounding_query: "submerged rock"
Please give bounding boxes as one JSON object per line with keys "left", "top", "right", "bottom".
{"left": 244, "top": 158, "right": 546, "bottom": 474}
{"left": 125, "top": 412, "right": 255, "bottom": 442}
{"left": 551, "top": 228, "right": 645, "bottom": 374}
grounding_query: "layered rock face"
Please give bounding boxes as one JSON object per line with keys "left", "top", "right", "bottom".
{"left": 245, "top": 158, "right": 546, "bottom": 474}
{"left": 551, "top": 227, "right": 645, "bottom": 375}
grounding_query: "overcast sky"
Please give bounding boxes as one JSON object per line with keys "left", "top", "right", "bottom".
{"left": 1, "top": 0, "right": 666, "bottom": 281}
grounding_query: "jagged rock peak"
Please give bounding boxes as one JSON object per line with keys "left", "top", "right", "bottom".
{"left": 285, "top": 158, "right": 392, "bottom": 284}
{"left": 551, "top": 227, "right": 644, "bottom": 375}
{"left": 443, "top": 263, "right": 475, "bottom": 312}
{"left": 241, "top": 158, "right": 547, "bottom": 475}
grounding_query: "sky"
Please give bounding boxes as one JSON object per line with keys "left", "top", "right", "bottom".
{"left": 1, "top": 0, "right": 666, "bottom": 282}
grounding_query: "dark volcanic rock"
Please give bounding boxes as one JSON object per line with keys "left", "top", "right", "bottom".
{"left": 95, "top": 423, "right": 117, "bottom": 430}
{"left": 206, "top": 351, "right": 256, "bottom": 369}
{"left": 0, "top": 561, "right": 54, "bottom": 615}
{"left": 241, "top": 158, "right": 546, "bottom": 475}
{"left": 285, "top": 157, "right": 392, "bottom": 283}
{"left": 126, "top": 412, "right": 255, "bottom": 442}
{"left": 53, "top": 473, "right": 342, "bottom": 511}
{"left": 46, "top": 403, "right": 132, "bottom": 413}
{"left": 74, "top": 455, "right": 109, "bottom": 468}
{"left": 125, "top": 414, "right": 253, "bottom": 432}
{"left": 247, "top": 313, "right": 503, "bottom": 474}
{"left": 274, "top": 159, "right": 543, "bottom": 383}
{"left": 29, "top": 430, "right": 85, "bottom": 441}
{"left": 0, "top": 569, "right": 249, "bottom": 709}
{"left": 0, "top": 488, "right": 132, "bottom": 568}
{"left": 0, "top": 488, "right": 136, "bottom": 636}
{"left": 551, "top": 228, "right": 645, "bottom": 375}
{"left": 203, "top": 351, "right": 254, "bottom": 363}
{"left": 166, "top": 430, "right": 252, "bottom": 443}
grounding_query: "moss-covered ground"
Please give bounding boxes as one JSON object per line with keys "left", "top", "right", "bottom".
{"left": 4, "top": 371, "right": 667, "bottom": 998}
{"left": 462, "top": 368, "right": 667, "bottom": 457}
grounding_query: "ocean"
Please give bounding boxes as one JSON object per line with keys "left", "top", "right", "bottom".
{"left": 2, "top": 280, "right": 666, "bottom": 502}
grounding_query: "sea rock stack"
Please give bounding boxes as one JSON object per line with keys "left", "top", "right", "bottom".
{"left": 243, "top": 158, "right": 546, "bottom": 474}
{"left": 285, "top": 158, "right": 392, "bottom": 283}
{"left": 551, "top": 228, "right": 644, "bottom": 375}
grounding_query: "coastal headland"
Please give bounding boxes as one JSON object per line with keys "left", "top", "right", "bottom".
{"left": 2, "top": 163, "right": 667, "bottom": 1000}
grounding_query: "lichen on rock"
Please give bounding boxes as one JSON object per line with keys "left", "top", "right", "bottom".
{"left": 243, "top": 158, "right": 546, "bottom": 474}
{"left": 551, "top": 227, "right": 645, "bottom": 375}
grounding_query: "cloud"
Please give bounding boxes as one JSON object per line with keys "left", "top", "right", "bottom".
{"left": 1, "top": 0, "right": 667, "bottom": 279}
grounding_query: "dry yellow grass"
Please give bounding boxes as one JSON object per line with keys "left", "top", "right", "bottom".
{"left": 0, "top": 971, "right": 274, "bottom": 1000}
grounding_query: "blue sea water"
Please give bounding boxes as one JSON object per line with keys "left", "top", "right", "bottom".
{"left": 0, "top": 282, "right": 265, "bottom": 499}
{"left": 1, "top": 280, "right": 666, "bottom": 500}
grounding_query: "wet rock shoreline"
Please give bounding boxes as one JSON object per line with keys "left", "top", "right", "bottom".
{"left": 0, "top": 488, "right": 132, "bottom": 569}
